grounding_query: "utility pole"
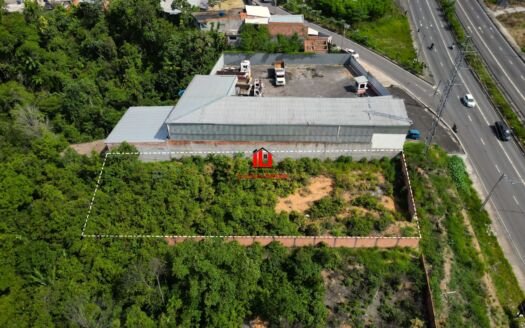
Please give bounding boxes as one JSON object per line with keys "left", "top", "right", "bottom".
{"left": 481, "top": 173, "right": 506, "bottom": 209}
{"left": 424, "top": 36, "right": 471, "bottom": 154}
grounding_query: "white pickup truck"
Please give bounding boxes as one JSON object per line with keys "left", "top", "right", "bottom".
{"left": 274, "top": 60, "right": 286, "bottom": 86}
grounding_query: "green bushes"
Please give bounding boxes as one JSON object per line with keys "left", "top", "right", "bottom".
{"left": 352, "top": 193, "right": 383, "bottom": 211}
{"left": 448, "top": 155, "right": 470, "bottom": 196}
{"left": 238, "top": 25, "right": 304, "bottom": 53}
{"left": 309, "top": 196, "right": 344, "bottom": 219}
{"left": 405, "top": 143, "right": 524, "bottom": 326}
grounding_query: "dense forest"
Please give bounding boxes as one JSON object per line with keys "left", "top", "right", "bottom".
{"left": 0, "top": 1, "right": 427, "bottom": 326}
{"left": 0, "top": 0, "right": 226, "bottom": 143}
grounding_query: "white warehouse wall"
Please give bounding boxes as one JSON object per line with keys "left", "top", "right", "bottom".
{"left": 371, "top": 134, "right": 406, "bottom": 150}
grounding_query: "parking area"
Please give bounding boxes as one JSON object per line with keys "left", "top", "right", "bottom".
{"left": 389, "top": 86, "right": 462, "bottom": 153}
{"left": 250, "top": 64, "right": 363, "bottom": 98}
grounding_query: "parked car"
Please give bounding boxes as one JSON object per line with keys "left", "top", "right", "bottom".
{"left": 461, "top": 93, "right": 476, "bottom": 108}
{"left": 406, "top": 129, "right": 421, "bottom": 140}
{"left": 495, "top": 121, "right": 511, "bottom": 141}
{"left": 343, "top": 48, "right": 359, "bottom": 59}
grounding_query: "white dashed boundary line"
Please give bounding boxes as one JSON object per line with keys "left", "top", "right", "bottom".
{"left": 401, "top": 152, "right": 422, "bottom": 239}
{"left": 81, "top": 152, "right": 109, "bottom": 238}
{"left": 83, "top": 234, "right": 420, "bottom": 240}
{"left": 107, "top": 148, "right": 402, "bottom": 156}
{"left": 83, "top": 149, "right": 420, "bottom": 244}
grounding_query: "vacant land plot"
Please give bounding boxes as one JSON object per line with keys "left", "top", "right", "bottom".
{"left": 85, "top": 148, "right": 417, "bottom": 237}
{"left": 498, "top": 12, "right": 525, "bottom": 50}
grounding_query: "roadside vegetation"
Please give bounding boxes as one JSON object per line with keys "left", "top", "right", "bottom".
{"left": 89, "top": 145, "right": 415, "bottom": 237}
{"left": 237, "top": 24, "right": 304, "bottom": 53}
{"left": 498, "top": 12, "right": 525, "bottom": 52}
{"left": 439, "top": 0, "right": 525, "bottom": 146}
{"left": 405, "top": 142, "right": 524, "bottom": 327}
{"left": 283, "top": 0, "right": 424, "bottom": 74}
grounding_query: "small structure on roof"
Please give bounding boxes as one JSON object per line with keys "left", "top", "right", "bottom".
{"left": 354, "top": 76, "right": 369, "bottom": 95}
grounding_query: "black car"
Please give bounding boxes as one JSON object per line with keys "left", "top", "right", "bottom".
{"left": 495, "top": 121, "right": 511, "bottom": 141}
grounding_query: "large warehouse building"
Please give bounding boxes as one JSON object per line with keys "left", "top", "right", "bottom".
{"left": 106, "top": 54, "right": 411, "bottom": 160}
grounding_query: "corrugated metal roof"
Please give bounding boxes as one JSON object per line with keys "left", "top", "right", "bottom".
{"left": 245, "top": 5, "right": 270, "bottom": 18}
{"left": 167, "top": 95, "right": 409, "bottom": 127}
{"left": 106, "top": 106, "right": 172, "bottom": 143}
{"left": 165, "top": 75, "right": 237, "bottom": 123}
{"left": 270, "top": 15, "right": 304, "bottom": 24}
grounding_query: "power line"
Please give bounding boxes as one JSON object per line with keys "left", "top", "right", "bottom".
{"left": 425, "top": 36, "right": 472, "bottom": 154}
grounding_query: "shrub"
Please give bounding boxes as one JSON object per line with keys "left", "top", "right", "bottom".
{"left": 346, "top": 216, "right": 374, "bottom": 235}
{"left": 309, "top": 196, "right": 344, "bottom": 219}
{"left": 352, "top": 193, "right": 382, "bottom": 211}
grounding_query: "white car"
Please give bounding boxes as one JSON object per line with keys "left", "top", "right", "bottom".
{"left": 461, "top": 93, "right": 476, "bottom": 108}
{"left": 343, "top": 48, "right": 359, "bottom": 59}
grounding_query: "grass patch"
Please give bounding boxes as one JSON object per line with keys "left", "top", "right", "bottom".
{"left": 350, "top": 11, "right": 422, "bottom": 73}
{"left": 283, "top": 0, "right": 424, "bottom": 74}
{"left": 405, "top": 142, "right": 524, "bottom": 326}
{"left": 405, "top": 143, "right": 490, "bottom": 326}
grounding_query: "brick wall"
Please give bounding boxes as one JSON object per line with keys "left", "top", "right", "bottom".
{"left": 164, "top": 236, "right": 420, "bottom": 248}
{"left": 268, "top": 22, "right": 308, "bottom": 37}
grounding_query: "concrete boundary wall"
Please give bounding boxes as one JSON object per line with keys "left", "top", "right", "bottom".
{"left": 91, "top": 235, "right": 421, "bottom": 248}
{"left": 344, "top": 57, "right": 390, "bottom": 96}
{"left": 400, "top": 151, "right": 420, "bottom": 234}
{"left": 222, "top": 52, "right": 352, "bottom": 66}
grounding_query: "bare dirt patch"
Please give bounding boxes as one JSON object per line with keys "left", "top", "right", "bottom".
{"left": 275, "top": 176, "right": 333, "bottom": 213}
{"left": 498, "top": 12, "right": 525, "bottom": 49}
{"left": 69, "top": 140, "right": 106, "bottom": 155}
{"left": 381, "top": 195, "right": 395, "bottom": 211}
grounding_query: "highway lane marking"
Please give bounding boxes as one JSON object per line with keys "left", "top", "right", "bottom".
{"left": 521, "top": 75, "right": 525, "bottom": 80}
{"left": 457, "top": 0, "right": 525, "bottom": 104}
{"left": 440, "top": 62, "right": 444, "bottom": 67}
{"left": 468, "top": 114, "right": 473, "bottom": 122}
{"left": 411, "top": 0, "right": 525, "bottom": 268}
{"left": 495, "top": 164, "right": 501, "bottom": 173}
{"left": 480, "top": 137, "right": 486, "bottom": 145}
{"left": 514, "top": 195, "right": 520, "bottom": 205}
{"left": 499, "top": 46, "right": 503, "bottom": 51}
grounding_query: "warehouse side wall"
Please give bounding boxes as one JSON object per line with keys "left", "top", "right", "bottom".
{"left": 168, "top": 124, "right": 408, "bottom": 143}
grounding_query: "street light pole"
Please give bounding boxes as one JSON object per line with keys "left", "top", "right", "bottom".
{"left": 481, "top": 173, "right": 506, "bottom": 209}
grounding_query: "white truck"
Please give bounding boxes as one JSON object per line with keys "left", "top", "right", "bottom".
{"left": 274, "top": 60, "right": 286, "bottom": 86}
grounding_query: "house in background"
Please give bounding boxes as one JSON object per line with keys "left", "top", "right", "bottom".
{"left": 160, "top": 0, "right": 209, "bottom": 15}
{"left": 193, "top": 9, "right": 244, "bottom": 44}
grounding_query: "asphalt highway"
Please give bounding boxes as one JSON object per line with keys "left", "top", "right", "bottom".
{"left": 456, "top": 0, "right": 525, "bottom": 120}
{"left": 409, "top": 0, "right": 525, "bottom": 288}
{"left": 255, "top": 0, "right": 525, "bottom": 287}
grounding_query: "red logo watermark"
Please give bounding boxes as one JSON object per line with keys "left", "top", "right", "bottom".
{"left": 252, "top": 147, "right": 273, "bottom": 168}
{"left": 237, "top": 148, "right": 288, "bottom": 179}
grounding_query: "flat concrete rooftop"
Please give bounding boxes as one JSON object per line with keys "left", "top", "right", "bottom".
{"left": 249, "top": 64, "right": 363, "bottom": 98}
